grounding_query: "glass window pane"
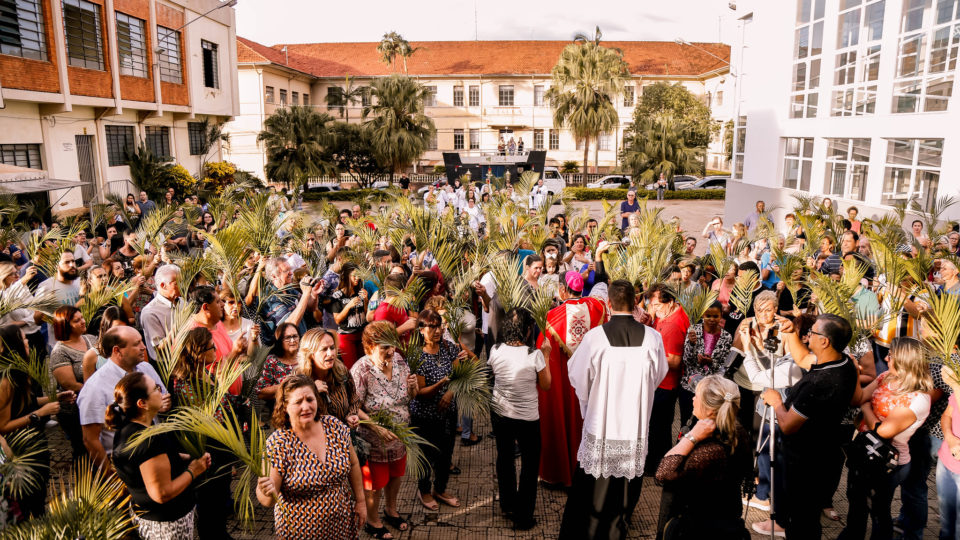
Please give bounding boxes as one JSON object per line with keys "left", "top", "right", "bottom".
{"left": 828, "top": 138, "right": 850, "bottom": 158}
{"left": 810, "top": 58, "right": 821, "bottom": 88}
{"left": 802, "top": 138, "right": 815, "bottom": 157}
{"left": 797, "top": 0, "right": 812, "bottom": 25}
{"left": 918, "top": 138, "right": 944, "bottom": 167}
{"left": 814, "top": 0, "right": 826, "bottom": 19}
{"left": 795, "top": 26, "right": 809, "bottom": 58}
{"left": 904, "top": 0, "right": 926, "bottom": 32}
{"left": 800, "top": 161, "right": 812, "bottom": 191}
{"left": 812, "top": 21, "right": 824, "bottom": 55}
{"left": 887, "top": 139, "right": 915, "bottom": 164}
{"left": 784, "top": 159, "right": 799, "bottom": 189}
{"left": 866, "top": 1, "right": 885, "bottom": 40}
{"left": 838, "top": 10, "right": 861, "bottom": 48}
{"left": 794, "top": 63, "right": 808, "bottom": 91}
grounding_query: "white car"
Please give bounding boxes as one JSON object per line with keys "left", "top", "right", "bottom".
{"left": 586, "top": 175, "right": 632, "bottom": 189}
{"left": 540, "top": 167, "right": 566, "bottom": 196}
{"left": 678, "top": 176, "right": 729, "bottom": 190}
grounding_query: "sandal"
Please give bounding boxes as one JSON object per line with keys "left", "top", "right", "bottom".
{"left": 449, "top": 465, "right": 462, "bottom": 475}
{"left": 417, "top": 491, "right": 439, "bottom": 511}
{"left": 363, "top": 523, "right": 394, "bottom": 539}
{"left": 383, "top": 511, "right": 409, "bottom": 531}
{"left": 434, "top": 492, "right": 461, "bottom": 507}
{"left": 822, "top": 508, "right": 840, "bottom": 521}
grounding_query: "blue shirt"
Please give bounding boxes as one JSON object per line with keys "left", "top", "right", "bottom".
{"left": 258, "top": 283, "right": 304, "bottom": 346}
{"left": 620, "top": 200, "right": 640, "bottom": 230}
{"left": 760, "top": 252, "right": 781, "bottom": 289}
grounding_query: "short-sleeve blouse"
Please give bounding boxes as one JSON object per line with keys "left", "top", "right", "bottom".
{"left": 409, "top": 340, "right": 459, "bottom": 429}
{"left": 49, "top": 334, "right": 98, "bottom": 385}
{"left": 350, "top": 353, "right": 412, "bottom": 462}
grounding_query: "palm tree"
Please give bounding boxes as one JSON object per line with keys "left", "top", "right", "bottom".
{"left": 377, "top": 31, "right": 418, "bottom": 74}
{"left": 620, "top": 112, "right": 703, "bottom": 184}
{"left": 324, "top": 75, "right": 368, "bottom": 122}
{"left": 546, "top": 27, "right": 629, "bottom": 174}
{"left": 193, "top": 116, "right": 231, "bottom": 177}
{"left": 362, "top": 75, "right": 435, "bottom": 183}
{"left": 257, "top": 105, "right": 337, "bottom": 188}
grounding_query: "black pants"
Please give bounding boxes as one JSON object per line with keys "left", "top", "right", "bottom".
{"left": 195, "top": 444, "right": 234, "bottom": 539}
{"left": 821, "top": 424, "right": 855, "bottom": 510}
{"left": 559, "top": 467, "right": 644, "bottom": 540}
{"left": 781, "top": 454, "right": 825, "bottom": 540}
{"left": 678, "top": 389, "right": 695, "bottom": 427}
{"left": 412, "top": 418, "right": 455, "bottom": 495}
{"left": 56, "top": 406, "right": 86, "bottom": 459}
{"left": 491, "top": 412, "right": 540, "bottom": 523}
{"left": 838, "top": 463, "right": 910, "bottom": 540}
{"left": 646, "top": 387, "right": 679, "bottom": 474}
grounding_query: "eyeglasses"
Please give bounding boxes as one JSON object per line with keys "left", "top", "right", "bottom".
{"left": 283, "top": 335, "right": 300, "bottom": 342}
{"left": 203, "top": 345, "right": 216, "bottom": 353}
{"left": 809, "top": 330, "right": 827, "bottom": 338}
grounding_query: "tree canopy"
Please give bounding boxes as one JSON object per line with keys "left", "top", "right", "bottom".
{"left": 633, "top": 82, "right": 715, "bottom": 149}
{"left": 619, "top": 112, "right": 703, "bottom": 183}
{"left": 323, "top": 121, "right": 388, "bottom": 188}
{"left": 257, "top": 105, "right": 336, "bottom": 188}
{"left": 362, "top": 75, "right": 435, "bottom": 181}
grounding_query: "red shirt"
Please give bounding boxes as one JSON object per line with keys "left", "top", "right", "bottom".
{"left": 373, "top": 302, "right": 409, "bottom": 327}
{"left": 190, "top": 320, "right": 242, "bottom": 395}
{"left": 654, "top": 306, "right": 690, "bottom": 391}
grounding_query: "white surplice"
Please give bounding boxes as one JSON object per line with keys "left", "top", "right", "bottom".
{"left": 567, "top": 320, "right": 668, "bottom": 479}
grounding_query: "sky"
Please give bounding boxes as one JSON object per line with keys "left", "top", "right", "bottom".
{"left": 235, "top": 0, "right": 740, "bottom": 46}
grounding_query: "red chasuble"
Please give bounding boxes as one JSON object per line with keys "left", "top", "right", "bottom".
{"left": 536, "top": 296, "right": 608, "bottom": 486}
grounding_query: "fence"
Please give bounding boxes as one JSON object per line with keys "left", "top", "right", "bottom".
{"left": 107, "top": 180, "right": 138, "bottom": 199}
{"left": 306, "top": 172, "right": 611, "bottom": 188}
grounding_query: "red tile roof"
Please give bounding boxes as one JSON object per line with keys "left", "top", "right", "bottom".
{"left": 237, "top": 38, "right": 729, "bottom": 79}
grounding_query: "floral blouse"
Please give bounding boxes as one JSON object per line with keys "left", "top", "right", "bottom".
{"left": 350, "top": 352, "right": 412, "bottom": 463}
{"left": 254, "top": 355, "right": 297, "bottom": 397}
{"left": 409, "top": 340, "right": 459, "bottom": 430}
{"left": 680, "top": 324, "right": 733, "bottom": 393}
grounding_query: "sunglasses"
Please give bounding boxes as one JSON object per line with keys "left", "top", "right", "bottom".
{"left": 283, "top": 335, "right": 300, "bottom": 342}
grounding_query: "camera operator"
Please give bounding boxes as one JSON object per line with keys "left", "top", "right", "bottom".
{"left": 759, "top": 313, "right": 861, "bottom": 539}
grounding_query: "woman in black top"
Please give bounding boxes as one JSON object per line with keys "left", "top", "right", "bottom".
{"left": 330, "top": 263, "right": 368, "bottom": 369}
{"left": 656, "top": 374, "right": 751, "bottom": 540}
{"left": 109, "top": 371, "right": 210, "bottom": 540}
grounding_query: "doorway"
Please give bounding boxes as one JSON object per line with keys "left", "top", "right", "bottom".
{"left": 75, "top": 135, "right": 97, "bottom": 205}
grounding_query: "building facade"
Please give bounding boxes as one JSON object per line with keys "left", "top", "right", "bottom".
{"left": 726, "top": 0, "right": 960, "bottom": 225}
{"left": 0, "top": 0, "right": 239, "bottom": 213}
{"left": 228, "top": 38, "right": 732, "bottom": 182}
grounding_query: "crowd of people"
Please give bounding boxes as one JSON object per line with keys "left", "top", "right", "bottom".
{"left": 0, "top": 175, "right": 958, "bottom": 540}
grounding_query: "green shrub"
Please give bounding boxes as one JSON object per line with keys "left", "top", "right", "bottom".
{"left": 563, "top": 188, "right": 725, "bottom": 201}
{"left": 433, "top": 165, "right": 447, "bottom": 174}
{"left": 302, "top": 189, "right": 376, "bottom": 201}
{"left": 561, "top": 160, "right": 580, "bottom": 174}
{"left": 705, "top": 169, "right": 731, "bottom": 177}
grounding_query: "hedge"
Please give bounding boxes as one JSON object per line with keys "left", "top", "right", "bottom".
{"left": 563, "top": 188, "right": 725, "bottom": 201}
{"left": 302, "top": 187, "right": 725, "bottom": 202}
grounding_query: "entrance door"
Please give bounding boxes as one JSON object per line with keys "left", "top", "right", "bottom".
{"left": 75, "top": 135, "right": 97, "bottom": 204}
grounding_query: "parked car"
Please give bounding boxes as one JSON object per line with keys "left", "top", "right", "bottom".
{"left": 679, "top": 175, "right": 729, "bottom": 190}
{"left": 371, "top": 180, "right": 391, "bottom": 189}
{"left": 540, "top": 167, "right": 566, "bottom": 196}
{"left": 644, "top": 175, "right": 699, "bottom": 190}
{"left": 586, "top": 175, "right": 633, "bottom": 189}
{"left": 306, "top": 183, "right": 342, "bottom": 193}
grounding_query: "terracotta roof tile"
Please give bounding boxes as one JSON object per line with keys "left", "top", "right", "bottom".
{"left": 236, "top": 36, "right": 319, "bottom": 77}
{"left": 237, "top": 38, "right": 729, "bottom": 79}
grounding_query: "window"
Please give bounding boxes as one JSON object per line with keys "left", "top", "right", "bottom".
{"left": 534, "top": 129, "right": 544, "bottom": 150}
{"left": 326, "top": 86, "right": 341, "bottom": 114}
{"left": 201, "top": 40, "right": 219, "bottom": 89}
{"left": 882, "top": 138, "right": 943, "bottom": 210}
{"left": 265, "top": 86, "right": 274, "bottom": 104}
{"left": 115, "top": 13, "right": 146, "bottom": 77}
{"left": 468, "top": 85, "right": 479, "bottom": 106}
{"left": 549, "top": 129, "right": 559, "bottom": 150}
{"left": 733, "top": 115, "right": 747, "bottom": 179}
{"left": 360, "top": 88, "right": 370, "bottom": 107}
{"left": 427, "top": 132, "right": 437, "bottom": 151}
{"left": 453, "top": 129, "right": 464, "bottom": 150}
{"left": 279, "top": 89, "right": 287, "bottom": 106}
{"left": 893, "top": 0, "right": 960, "bottom": 113}
{"left": 291, "top": 91, "right": 298, "bottom": 105}
{"left": 598, "top": 132, "right": 612, "bottom": 151}
{"left": 0, "top": 143, "right": 41, "bottom": 168}
{"left": 453, "top": 86, "right": 464, "bottom": 107}
{"left": 576, "top": 138, "right": 585, "bottom": 151}
{"left": 0, "top": 0, "right": 47, "bottom": 60}
{"left": 188, "top": 122, "right": 205, "bottom": 155}
{"left": 782, "top": 137, "right": 813, "bottom": 190}
{"left": 790, "top": 0, "right": 825, "bottom": 118}
{"left": 145, "top": 126, "right": 170, "bottom": 160}
{"left": 623, "top": 85, "right": 635, "bottom": 107}
{"left": 104, "top": 125, "right": 134, "bottom": 166}
{"left": 469, "top": 128, "right": 479, "bottom": 150}
{"left": 63, "top": 0, "right": 103, "bottom": 70}
{"left": 424, "top": 86, "right": 437, "bottom": 107}
{"left": 824, "top": 138, "right": 870, "bottom": 200}
{"left": 498, "top": 85, "right": 514, "bottom": 106}
{"left": 714, "top": 90, "right": 723, "bottom": 107}
{"left": 157, "top": 26, "right": 181, "bottom": 83}
{"left": 831, "top": 0, "right": 883, "bottom": 116}
{"left": 534, "top": 85, "right": 545, "bottom": 106}
{"left": 302, "top": 93, "right": 309, "bottom": 107}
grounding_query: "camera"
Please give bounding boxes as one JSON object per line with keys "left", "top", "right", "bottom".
{"left": 723, "top": 347, "right": 745, "bottom": 380}
{"left": 763, "top": 323, "right": 781, "bottom": 354}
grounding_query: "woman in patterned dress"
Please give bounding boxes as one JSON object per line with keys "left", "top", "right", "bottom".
{"left": 679, "top": 302, "right": 732, "bottom": 427}
{"left": 297, "top": 328, "right": 360, "bottom": 428}
{"left": 351, "top": 321, "right": 419, "bottom": 539}
{"left": 254, "top": 322, "right": 301, "bottom": 411}
{"left": 257, "top": 375, "right": 366, "bottom": 540}
{"left": 410, "top": 309, "right": 469, "bottom": 512}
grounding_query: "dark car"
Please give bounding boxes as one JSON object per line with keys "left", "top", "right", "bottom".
{"left": 644, "top": 175, "right": 699, "bottom": 190}
{"left": 679, "top": 176, "right": 729, "bottom": 190}
{"left": 307, "top": 183, "right": 342, "bottom": 193}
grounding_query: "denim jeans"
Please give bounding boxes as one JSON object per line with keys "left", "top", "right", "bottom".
{"left": 894, "top": 430, "right": 941, "bottom": 540}
{"left": 756, "top": 422, "right": 781, "bottom": 502}
{"left": 460, "top": 415, "right": 474, "bottom": 439}
{"left": 937, "top": 460, "right": 960, "bottom": 540}
{"left": 839, "top": 462, "right": 911, "bottom": 540}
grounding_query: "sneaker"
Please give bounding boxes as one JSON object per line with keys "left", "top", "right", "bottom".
{"left": 752, "top": 520, "right": 786, "bottom": 538}
{"left": 742, "top": 495, "right": 771, "bottom": 512}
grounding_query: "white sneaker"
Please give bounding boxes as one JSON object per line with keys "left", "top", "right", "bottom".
{"left": 741, "top": 495, "right": 771, "bottom": 512}
{"left": 752, "top": 520, "right": 786, "bottom": 538}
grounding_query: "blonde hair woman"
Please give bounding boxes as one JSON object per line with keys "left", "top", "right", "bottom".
{"left": 0, "top": 261, "right": 45, "bottom": 360}
{"left": 655, "top": 375, "right": 751, "bottom": 538}
{"left": 727, "top": 223, "right": 747, "bottom": 256}
{"left": 297, "top": 328, "right": 359, "bottom": 428}
{"left": 840, "top": 337, "right": 932, "bottom": 539}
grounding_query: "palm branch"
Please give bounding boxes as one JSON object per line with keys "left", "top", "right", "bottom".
{"left": 236, "top": 193, "right": 290, "bottom": 259}
{"left": 25, "top": 226, "right": 69, "bottom": 279}
{"left": 709, "top": 240, "right": 734, "bottom": 281}
{"left": 202, "top": 224, "right": 252, "bottom": 301}
{"left": 0, "top": 348, "right": 55, "bottom": 398}
{"left": 448, "top": 357, "right": 492, "bottom": 422}
{"left": 78, "top": 280, "right": 136, "bottom": 326}
{"left": 360, "top": 409, "right": 434, "bottom": 480}
{"left": 0, "top": 288, "right": 61, "bottom": 320}
{"left": 171, "top": 251, "right": 217, "bottom": 293}
{"left": 921, "top": 284, "right": 960, "bottom": 374}
{"left": 729, "top": 270, "right": 759, "bottom": 316}
{"left": 133, "top": 203, "right": 178, "bottom": 256}
{"left": 672, "top": 286, "right": 719, "bottom": 325}
{"left": 153, "top": 301, "right": 197, "bottom": 386}
{"left": 104, "top": 193, "right": 134, "bottom": 228}
{"left": 771, "top": 247, "right": 805, "bottom": 298}
{"left": 0, "top": 428, "right": 48, "bottom": 500}
{"left": 530, "top": 282, "right": 557, "bottom": 332}
{"left": 488, "top": 255, "right": 528, "bottom": 313}
{"left": 0, "top": 457, "right": 134, "bottom": 540}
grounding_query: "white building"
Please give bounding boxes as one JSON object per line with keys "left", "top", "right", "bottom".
{"left": 726, "top": 0, "right": 960, "bottom": 225}
{"left": 0, "top": 0, "right": 239, "bottom": 215}
{"left": 228, "top": 38, "right": 733, "bottom": 182}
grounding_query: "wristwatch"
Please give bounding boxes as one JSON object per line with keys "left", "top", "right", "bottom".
{"left": 28, "top": 413, "right": 42, "bottom": 430}
{"left": 683, "top": 432, "right": 697, "bottom": 445}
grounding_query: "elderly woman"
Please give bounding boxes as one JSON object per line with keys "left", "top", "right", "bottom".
{"left": 680, "top": 302, "right": 733, "bottom": 427}
{"left": 410, "top": 309, "right": 471, "bottom": 514}
{"left": 254, "top": 323, "right": 301, "bottom": 407}
{"left": 49, "top": 305, "right": 96, "bottom": 458}
{"left": 297, "top": 328, "right": 360, "bottom": 428}
{"left": 351, "top": 321, "right": 418, "bottom": 539}
{"left": 656, "top": 375, "right": 752, "bottom": 539}
{"left": 109, "top": 372, "right": 211, "bottom": 540}
{"left": 257, "top": 375, "right": 366, "bottom": 540}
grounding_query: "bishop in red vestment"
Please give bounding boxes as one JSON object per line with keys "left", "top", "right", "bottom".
{"left": 536, "top": 271, "right": 608, "bottom": 486}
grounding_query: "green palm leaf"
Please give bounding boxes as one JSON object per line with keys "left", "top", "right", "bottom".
{"left": 671, "top": 286, "right": 719, "bottom": 325}
{"left": 729, "top": 270, "right": 759, "bottom": 316}
{"left": 0, "top": 348, "right": 55, "bottom": 399}
{"left": 921, "top": 284, "right": 960, "bottom": 372}
{"left": 448, "top": 357, "right": 492, "bottom": 422}
{"left": 360, "top": 409, "right": 434, "bottom": 479}
{"left": 0, "top": 429, "right": 48, "bottom": 500}
{"left": 78, "top": 280, "right": 136, "bottom": 326}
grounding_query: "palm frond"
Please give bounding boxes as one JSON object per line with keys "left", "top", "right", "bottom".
{"left": 133, "top": 203, "right": 178, "bottom": 256}
{"left": 202, "top": 224, "right": 252, "bottom": 301}
{"left": 530, "top": 282, "right": 557, "bottom": 332}
{"left": 729, "top": 270, "right": 759, "bottom": 316}
{"left": 709, "top": 241, "right": 733, "bottom": 282}
{"left": 489, "top": 255, "right": 529, "bottom": 313}
{"left": 172, "top": 250, "right": 217, "bottom": 293}
{"left": 78, "top": 280, "right": 136, "bottom": 326}
{"left": 0, "top": 348, "right": 55, "bottom": 398}
{"left": 921, "top": 283, "right": 960, "bottom": 368}
{"left": 0, "top": 428, "right": 48, "bottom": 500}
{"left": 672, "top": 286, "right": 719, "bottom": 325}
{"left": 771, "top": 247, "right": 805, "bottom": 298}
{"left": 360, "top": 409, "right": 434, "bottom": 479}
{"left": 0, "top": 287, "right": 61, "bottom": 320}
{"left": 448, "top": 357, "right": 491, "bottom": 421}
{"left": 153, "top": 301, "right": 197, "bottom": 386}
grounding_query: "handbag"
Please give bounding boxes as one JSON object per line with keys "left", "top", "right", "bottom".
{"left": 842, "top": 426, "right": 899, "bottom": 476}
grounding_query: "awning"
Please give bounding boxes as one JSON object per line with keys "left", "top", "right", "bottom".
{"left": 0, "top": 164, "right": 90, "bottom": 195}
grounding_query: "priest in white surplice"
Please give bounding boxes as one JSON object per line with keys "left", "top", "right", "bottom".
{"left": 558, "top": 280, "right": 669, "bottom": 540}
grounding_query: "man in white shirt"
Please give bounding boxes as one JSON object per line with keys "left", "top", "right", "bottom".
{"left": 140, "top": 264, "right": 181, "bottom": 362}
{"left": 559, "top": 280, "right": 668, "bottom": 540}
{"left": 78, "top": 326, "right": 169, "bottom": 467}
